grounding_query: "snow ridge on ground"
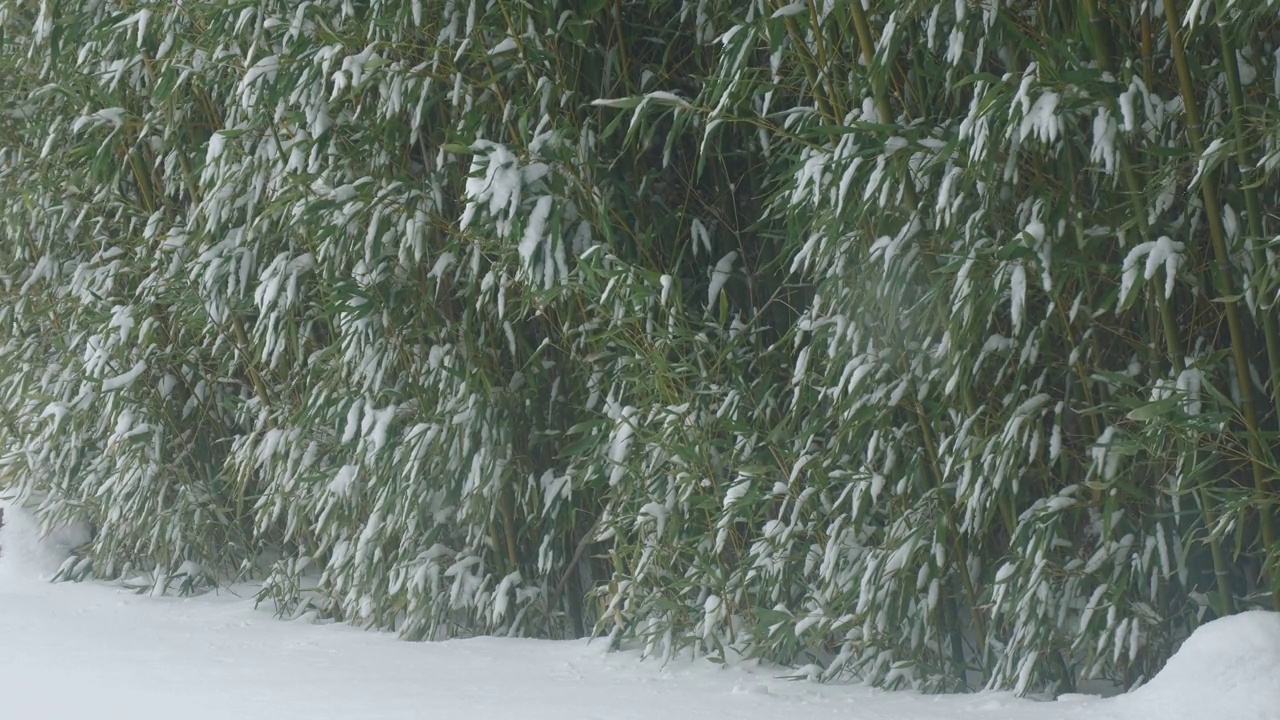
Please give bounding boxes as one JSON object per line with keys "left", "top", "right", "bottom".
{"left": 1, "top": 500, "right": 1276, "bottom": 720}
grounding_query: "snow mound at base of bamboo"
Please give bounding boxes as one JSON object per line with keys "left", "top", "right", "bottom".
{"left": 3, "top": 496, "right": 1280, "bottom": 720}
{"left": 1110, "top": 609, "right": 1280, "bottom": 719}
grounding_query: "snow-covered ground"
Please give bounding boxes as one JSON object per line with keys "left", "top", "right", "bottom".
{"left": 2, "top": 502, "right": 1277, "bottom": 720}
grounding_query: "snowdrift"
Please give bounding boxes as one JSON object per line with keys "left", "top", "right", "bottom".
{"left": 1109, "top": 610, "right": 1280, "bottom": 719}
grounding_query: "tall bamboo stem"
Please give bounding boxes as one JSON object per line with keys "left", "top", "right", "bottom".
{"left": 1162, "top": 0, "right": 1276, "bottom": 608}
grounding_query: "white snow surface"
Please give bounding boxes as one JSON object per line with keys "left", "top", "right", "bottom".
{"left": 2, "top": 499, "right": 1278, "bottom": 720}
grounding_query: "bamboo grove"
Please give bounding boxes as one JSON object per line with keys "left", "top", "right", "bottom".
{"left": 3, "top": 0, "right": 1280, "bottom": 696}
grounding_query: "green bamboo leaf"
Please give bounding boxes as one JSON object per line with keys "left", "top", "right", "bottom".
{"left": 1126, "top": 395, "right": 1183, "bottom": 422}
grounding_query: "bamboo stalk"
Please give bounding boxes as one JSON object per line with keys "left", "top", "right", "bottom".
{"left": 1215, "top": 6, "right": 1280, "bottom": 610}
{"left": 847, "top": 0, "right": 919, "bottom": 209}
{"left": 550, "top": 515, "right": 600, "bottom": 615}
{"left": 1080, "top": 0, "right": 1186, "bottom": 372}
{"left": 916, "top": 411, "right": 987, "bottom": 681}
{"left": 1216, "top": 7, "right": 1280, "bottom": 426}
{"left": 770, "top": 0, "right": 838, "bottom": 122}
{"left": 1199, "top": 489, "right": 1237, "bottom": 616}
{"left": 1162, "top": 0, "right": 1276, "bottom": 607}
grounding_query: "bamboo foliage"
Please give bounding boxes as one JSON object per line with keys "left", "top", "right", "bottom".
{"left": 2, "top": 0, "right": 1279, "bottom": 695}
